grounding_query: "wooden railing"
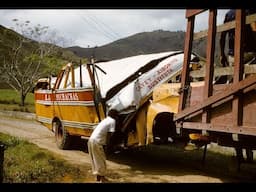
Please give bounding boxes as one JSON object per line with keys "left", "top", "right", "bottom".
{"left": 176, "top": 9, "right": 255, "bottom": 134}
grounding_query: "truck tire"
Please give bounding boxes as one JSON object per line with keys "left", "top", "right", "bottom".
{"left": 152, "top": 112, "right": 176, "bottom": 144}
{"left": 54, "top": 120, "right": 71, "bottom": 150}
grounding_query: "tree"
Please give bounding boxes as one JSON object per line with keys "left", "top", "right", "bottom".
{"left": 0, "top": 19, "right": 69, "bottom": 106}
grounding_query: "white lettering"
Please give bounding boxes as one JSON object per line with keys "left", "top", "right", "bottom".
{"left": 135, "top": 61, "right": 175, "bottom": 92}
{"left": 55, "top": 92, "right": 79, "bottom": 101}
{"left": 44, "top": 94, "right": 51, "bottom": 101}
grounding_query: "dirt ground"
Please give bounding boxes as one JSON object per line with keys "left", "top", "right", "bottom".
{"left": 1, "top": 115, "right": 256, "bottom": 183}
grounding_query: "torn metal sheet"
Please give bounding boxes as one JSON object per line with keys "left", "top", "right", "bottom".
{"left": 68, "top": 51, "right": 195, "bottom": 113}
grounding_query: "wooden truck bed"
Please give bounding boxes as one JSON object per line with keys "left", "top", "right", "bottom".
{"left": 174, "top": 10, "right": 256, "bottom": 151}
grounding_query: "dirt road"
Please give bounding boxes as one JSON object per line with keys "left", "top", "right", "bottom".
{"left": 1, "top": 114, "right": 256, "bottom": 183}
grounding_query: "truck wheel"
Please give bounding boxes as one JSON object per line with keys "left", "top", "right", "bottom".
{"left": 153, "top": 112, "right": 176, "bottom": 144}
{"left": 54, "top": 120, "right": 71, "bottom": 150}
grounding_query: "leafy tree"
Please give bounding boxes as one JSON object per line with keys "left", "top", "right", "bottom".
{"left": 0, "top": 19, "right": 69, "bottom": 106}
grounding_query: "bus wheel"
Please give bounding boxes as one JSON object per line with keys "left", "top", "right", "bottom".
{"left": 54, "top": 120, "right": 71, "bottom": 150}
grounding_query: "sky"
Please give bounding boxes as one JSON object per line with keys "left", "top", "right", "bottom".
{"left": 0, "top": 9, "right": 228, "bottom": 48}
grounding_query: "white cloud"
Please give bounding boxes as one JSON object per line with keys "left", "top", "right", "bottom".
{"left": 0, "top": 9, "right": 228, "bottom": 48}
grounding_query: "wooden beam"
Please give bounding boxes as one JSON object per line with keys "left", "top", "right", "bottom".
{"left": 190, "top": 65, "right": 256, "bottom": 78}
{"left": 178, "top": 16, "right": 195, "bottom": 111}
{"left": 174, "top": 75, "right": 256, "bottom": 121}
{"left": 232, "top": 10, "right": 245, "bottom": 127}
{"left": 71, "top": 64, "right": 75, "bottom": 88}
{"left": 186, "top": 9, "right": 206, "bottom": 18}
{"left": 204, "top": 9, "right": 216, "bottom": 97}
{"left": 63, "top": 65, "right": 70, "bottom": 89}
{"left": 177, "top": 122, "right": 256, "bottom": 136}
{"left": 194, "top": 13, "right": 256, "bottom": 40}
{"left": 233, "top": 10, "right": 245, "bottom": 83}
{"left": 202, "top": 9, "right": 217, "bottom": 123}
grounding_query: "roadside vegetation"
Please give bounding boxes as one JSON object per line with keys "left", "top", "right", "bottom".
{"left": 0, "top": 132, "right": 91, "bottom": 183}
{"left": 0, "top": 22, "right": 81, "bottom": 107}
{"left": 0, "top": 89, "right": 35, "bottom": 113}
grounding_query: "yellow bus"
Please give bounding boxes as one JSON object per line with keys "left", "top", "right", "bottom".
{"left": 34, "top": 51, "right": 197, "bottom": 150}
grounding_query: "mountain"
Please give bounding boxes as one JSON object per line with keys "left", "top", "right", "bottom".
{"left": 67, "top": 30, "right": 185, "bottom": 61}
{"left": 67, "top": 29, "right": 222, "bottom": 62}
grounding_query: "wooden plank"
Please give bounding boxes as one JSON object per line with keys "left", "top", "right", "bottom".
{"left": 178, "top": 122, "right": 256, "bottom": 136}
{"left": 186, "top": 9, "right": 206, "bottom": 18}
{"left": 190, "top": 65, "right": 256, "bottom": 78}
{"left": 178, "top": 16, "right": 195, "bottom": 111}
{"left": 194, "top": 13, "right": 256, "bottom": 40}
{"left": 63, "top": 67, "right": 70, "bottom": 89}
{"left": 202, "top": 9, "right": 217, "bottom": 123}
{"left": 174, "top": 75, "right": 256, "bottom": 121}
{"left": 71, "top": 64, "right": 75, "bottom": 88}
{"left": 204, "top": 9, "right": 216, "bottom": 97}
{"left": 233, "top": 10, "right": 245, "bottom": 83}
{"left": 232, "top": 10, "right": 245, "bottom": 126}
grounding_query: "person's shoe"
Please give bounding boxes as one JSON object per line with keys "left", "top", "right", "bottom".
{"left": 100, "top": 176, "right": 109, "bottom": 183}
{"left": 184, "top": 142, "right": 199, "bottom": 151}
{"left": 96, "top": 175, "right": 102, "bottom": 182}
{"left": 96, "top": 175, "right": 109, "bottom": 183}
{"left": 246, "top": 151, "right": 254, "bottom": 163}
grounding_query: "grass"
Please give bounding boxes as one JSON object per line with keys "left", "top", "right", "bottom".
{"left": 1, "top": 133, "right": 256, "bottom": 183}
{"left": 0, "top": 89, "right": 35, "bottom": 113}
{"left": 0, "top": 133, "right": 90, "bottom": 183}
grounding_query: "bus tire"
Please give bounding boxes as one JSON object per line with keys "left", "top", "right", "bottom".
{"left": 54, "top": 120, "right": 71, "bottom": 150}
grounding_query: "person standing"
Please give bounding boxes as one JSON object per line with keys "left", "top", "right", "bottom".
{"left": 87, "top": 109, "right": 119, "bottom": 183}
{"left": 220, "top": 9, "right": 256, "bottom": 71}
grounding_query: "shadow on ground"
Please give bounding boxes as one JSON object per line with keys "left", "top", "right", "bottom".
{"left": 68, "top": 138, "right": 256, "bottom": 182}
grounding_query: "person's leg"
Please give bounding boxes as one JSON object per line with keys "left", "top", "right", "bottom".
{"left": 245, "top": 148, "right": 254, "bottom": 163}
{"left": 235, "top": 146, "right": 245, "bottom": 163}
{"left": 92, "top": 142, "right": 107, "bottom": 181}
{"left": 87, "top": 139, "right": 97, "bottom": 175}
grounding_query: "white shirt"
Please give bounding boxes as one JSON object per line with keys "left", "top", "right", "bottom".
{"left": 89, "top": 116, "right": 116, "bottom": 145}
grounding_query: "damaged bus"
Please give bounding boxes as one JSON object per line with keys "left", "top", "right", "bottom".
{"left": 34, "top": 50, "right": 197, "bottom": 150}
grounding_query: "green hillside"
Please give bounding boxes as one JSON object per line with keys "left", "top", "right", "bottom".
{"left": 0, "top": 25, "right": 82, "bottom": 89}
{"left": 67, "top": 29, "right": 222, "bottom": 65}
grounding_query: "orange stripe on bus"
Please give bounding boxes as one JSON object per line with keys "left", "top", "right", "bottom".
{"left": 35, "top": 91, "right": 94, "bottom": 101}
